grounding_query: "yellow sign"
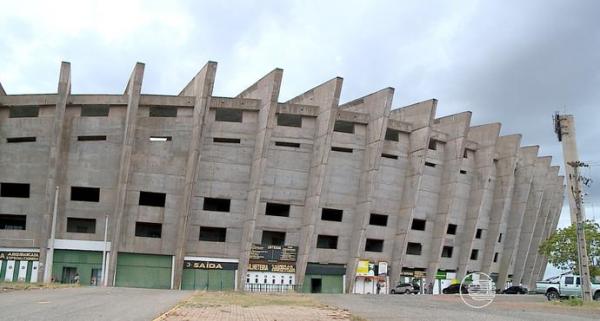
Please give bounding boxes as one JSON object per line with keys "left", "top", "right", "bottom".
{"left": 356, "top": 260, "right": 370, "bottom": 276}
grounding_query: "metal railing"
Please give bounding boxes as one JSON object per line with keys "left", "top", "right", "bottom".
{"left": 244, "top": 283, "right": 301, "bottom": 293}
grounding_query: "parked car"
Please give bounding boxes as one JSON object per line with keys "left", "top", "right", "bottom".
{"left": 501, "top": 285, "right": 528, "bottom": 294}
{"left": 536, "top": 274, "right": 600, "bottom": 301}
{"left": 442, "top": 283, "right": 468, "bottom": 294}
{"left": 391, "top": 283, "right": 419, "bottom": 294}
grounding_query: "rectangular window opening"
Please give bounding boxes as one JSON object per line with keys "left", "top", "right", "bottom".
{"left": 316, "top": 235, "right": 338, "bottom": 249}
{"left": 369, "top": 213, "right": 388, "bottom": 226}
{"left": 77, "top": 135, "right": 107, "bottom": 141}
{"left": 199, "top": 226, "right": 227, "bottom": 242}
{"left": 66, "top": 217, "right": 96, "bottom": 234}
{"left": 277, "top": 114, "right": 302, "bottom": 127}
{"left": 149, "top": 106, "right": 177, "bottom": 117}
{"left": 0, "top": 214, "right": 26, "bottom": 230}
{"left": 333, "top": 120, "right": 354, "bottom": 133}
{"left": 428, "top": 139, "right": 437, "bottom": 150}
{"left": 385, "top": 129, "right": 400, "bottom": 142}
{"left": 213, "top": 137, "right": 241, "bottom": 144}
{"left": 7, "top": 137, "right": 36, "bottom": 143}
{"left": 81, "top": 105, "right": 109, "bottom": 117}
{"left": 331, "top": 146, "right": 353, "bottom": 153}
{"left": 470, "top": 249, "right": 479, "bottom": 260}
{"left": 447, "top": 224, "right": 457, "bottom": 235}
{"left": 425, "top": 162, "right": 436, "bottom": 168}
{"left": 498, "top": 233, "right": 503, "bottom": 243}
{"left": 203, "top": 197, "right": 231, "bottom": 212}
{"left": 441, "top": 246, "right": 453, "bottom": 258}
{"left": 381, "top": 153, "right": 398, "bottom": 159}
{"left": 261, "top": 230, "right": 286, "bottom": 246}
{"left": 493, "top": 252, "right": 499, "bottom": 263}
{"left": 71, "top": 186, "right": 100, "bottom": 202}
{"left": 406, "top": 242, "right": 422, "bottom": 255}
{"left": 135, "top": 222, "right": 162, "bottom": 238}
{"left": 365, "top": 239, "right": 384, "bottom": 252}
{"left": 460, "top": 170, "right": 467, "bottom": 175}
{"left": 0, "top": 183, "right": 30, "bottom": 198}
{"left": 138, "top": 191, "right": 166, "bottom": 207}
{"left": 9, "top": 106, "right": 39, "bottom": 118}
{"left": 275, "top": 141, "right": 300, "bottom": 148}
{"left": 215, "top": 108, "right": 243, "bottom": 122}
{"left": 321, "top": 208, "right": 343, "bottom": 222}
{"left": 149, "top": 136, "right": 172, "bottom": 142}
{"left": 475, "top": 228, "right": 483, "bottom": 239}
{"left": 265, "top": 202, "right": 290, "bottom": 217}
{"left": 411, "top": 219, "right": 426, "bottom": 231}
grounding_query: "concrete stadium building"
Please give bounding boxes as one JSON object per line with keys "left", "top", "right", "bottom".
{"left": 0, "top": 61, "right": 564, "bottom": 293}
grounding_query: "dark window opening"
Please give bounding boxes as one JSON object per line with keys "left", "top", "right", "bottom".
{"left": 365, "top": 239, "right": 384, "bottom": 252}
{"left": 1, "top": 183, "right": 30, "bottom": 198}
{"left": 203, "top": 197, "right": 231, "bottom": 212}
{"left": 447, "top": 224, "right": 457, "bottom": 235}
{"left": 6, "top": 137, "right": 36, "bottom": 143}
{"left": 214, "top": 137, "right": 241, "bottom": 144}
{"left": 265, "top": 202, "right": 290, "bottom": 217}
{"left": 149, "top": 136, "right": 172, "bottom": 142}
{"left": 77, "top": 135, "right": 107, "bottom": 141}
{"left": 135, "top": 222, "right": 162, "bottom": 238}
{"left": 564, "top": 276, "right": 574, "bottom": 285}
{"left": 199, "top": 226, "right": 227, "bottom": 242}
{"left": 498, "top": 233, "right": 503, "bottom": 243}
{"left": 476, "top": 229, "right": 483, "bottom": 239}
{"left": 470, "top": 249, "right": 479, "bottom": 260}
{"left": 385, "top": 129, "right": 400, "bottom": 141}
{"left": 333, "top": 120, "right": 354, "bottom": 133}
{"left": 463, "top": 149, "right": 468, "bottom": 158}
{"left": 215, "top": 108, "right": 243, "bottom": 122}
{"left": 261, "top": 230, "right": 286, "bottom": 246}
{"left": 381, "top": 153, "right": 398, "bottom": 159}
{"left": 66, "top": 218, "right": 96, "bottom": 234}
{"left": 9, "top": 106, "right": 39, "bottom": 118}
{"left": 275, "top": 141, "right": 300, "bottom": 148}
{"left": 149, "top": 106, "right": 177, "bottom": 117}
{"left": 277, "top": 114, "right": 302, "bottom": 127}
{"left": 493, "top": 252, "right": 499, "bottom": 262}
{"left": 316, "top": 235, "right": 338, "bottom": 249}
{"left": 424, "top": 162, "right": 436, "bottom": 168}
{"left": 81, "top": 105, "right": 109, "bottom": 117}
{"left": 331, "top": 146, "right": 353, "bottom": 153}
{"left": 428, "top": 139, "right": 437, "bottom": 150}
{"left": 0, "top": 214, "right": 26, "bottom": 230}
{"left": 460, "top": 170, "right": 467, "bottom": 175}
{"left": 369, "top": 213, "right": 388, "bottom": 226}
{"left": 321, "top": 208, "right": 343, "bottom": 222}
{"left": 441, "top": 246, "right": 453, "bottom": 258}
{"left": 71, "top": 186, "right": 100, "bottom": 202}
{"left": 411, "top": 219, "right": 426, "bottom": 231}
{"left": 138, "top": 191, "right": 166, "bottom": 207}
{"left": 406, "top": 242, "right": 422, "bottom": 255}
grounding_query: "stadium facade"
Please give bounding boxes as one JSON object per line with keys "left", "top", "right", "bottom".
{"left": 0, "top": 62, "right": 564, "bottom": 293}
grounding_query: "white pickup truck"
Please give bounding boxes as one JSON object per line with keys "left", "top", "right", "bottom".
{"left": 536, "top": 273, "right": 600, "bottom": 300}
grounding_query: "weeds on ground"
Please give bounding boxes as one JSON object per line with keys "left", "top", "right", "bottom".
{"left": 549, "top": 297, "right": 600, "bottom": 309}
{"left": 0, "top": 282, "right": 79, "bottom": 291}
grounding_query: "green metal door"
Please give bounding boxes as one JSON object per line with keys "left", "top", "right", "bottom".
{"left": 303, "top": 274, "right": 343, "bottom": 293}
{"left": 52, "top": 250, "right": 102, "bottom": 285}
{"left": 181, "top": 269, "right": 234, "bottom": 291}
{"left": 115, "top": 253, "right": 172, "bottom": 289}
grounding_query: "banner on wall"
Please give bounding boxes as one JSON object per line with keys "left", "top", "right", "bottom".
{"left": 378, "top": 262, "right": 388, "bottom": 276}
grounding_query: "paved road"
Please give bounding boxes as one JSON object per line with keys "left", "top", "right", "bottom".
{"left": 318, "top": 294, "right": 600, "bottom": 321}
{"left": 0, "top": 287, "right": 191, "bottom": 321}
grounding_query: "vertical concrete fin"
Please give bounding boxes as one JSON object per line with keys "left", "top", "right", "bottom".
{"left": 39, "top": 61, "right": 72, "bottom": 282}
{"left": 172, "top": 61, "right": 217, "bottom": 289}
{"left": 455, "top": 123, "right": 501, "bottom": 279}
{"left": 340, "top": 87, "right": 395, "bottom": 292}
{"left": 496, "top": 145, "right": 539, "bottom": 287}
{"left": 0, "top": 81, "right": 6, "bottom": 95}
{"left": 107, "top": 62, "right": 145, "bottom": 286}
{"left": 480, "top": 134, "right": 522, "bottom": 274}
{"left": 536, "top": 181, "right": 565, "bottom": 280}
{"left": 293, "top": 77, "right": 344, "bottom": 289}
{"left": 424, "top": 111, "right": 472, "bottom": 288}
{"left": 389, "top": 99, "right": 437, "bottom": 287}
{"left": 236, "top": 68, "right": 283, "bottom": 291}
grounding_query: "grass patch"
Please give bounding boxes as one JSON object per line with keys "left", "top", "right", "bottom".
{"left": 0, "top": 282, "right": 79, "bottom": 291}
{"left": 550, "top": 297, "right": 600, "bottom": 309}
{"left": 185, "top": 291, "right": 326, "bottom": 308}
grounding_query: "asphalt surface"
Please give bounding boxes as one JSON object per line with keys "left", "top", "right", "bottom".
{"left": 0, "top": 287, "right": 191, "bottom": 321}
{"left": 317, "top": 294, "right": 600, "bottom": 321}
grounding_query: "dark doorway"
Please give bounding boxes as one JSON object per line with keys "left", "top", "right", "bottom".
{"left": 91, "top": 268, "right": 102, "bottom": 286}
{"left": 62, "top": 267, "right": 77, "bottom": 283}
{"left": 311, "top": 278, "right": 322, "bottom": 293}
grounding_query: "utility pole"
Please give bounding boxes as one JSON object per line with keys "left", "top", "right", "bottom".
{"left": 568, "top": 161, "right": 593, "bottom": 301}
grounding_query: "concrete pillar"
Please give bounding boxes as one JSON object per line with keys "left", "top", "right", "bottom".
{"left": 521, "top": 166, "right": 560, "bottom": 288}
{"left": 496, "top": 146, "right": 538, "bottom": 287}
{"left": 106, "top": 62, "right": 145, "bottom": 286}
{"left": 236, "top": 69, "right": 283, "bottom": 291}
{"left": 480, "top": 134, "right": 521, "bottom": 274}
{"left": 455, "top": 123, "right": 501, "bottom": 279}
{"left": 39, "top": 62, "right": 71, "bottom": 283}
{"left": 340, "top": 88, "right": 394, "bottom": 292}
{"left": 293, "top": 77, "right": 343, "bottom": 289}
{"left": 535, "top": 183, "right": 565, "bottom": 281}
{"left": 424, "top": 112, "right": 472, "bottom": 288}
{"left": 171, "top": 62, "right": 217, "bottom": 289}
{"left": 556, "top": 115, "right": 584, "bottom": 223}
{"left": 511, "top": 156, "right": 552, "bottom": 285}
{"left": 389, "top": 99, "right": 437, "bottom": 288}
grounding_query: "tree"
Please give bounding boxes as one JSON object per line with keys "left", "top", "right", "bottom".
{"left": 538, "top": 220, "right": 600, "bottom": 277}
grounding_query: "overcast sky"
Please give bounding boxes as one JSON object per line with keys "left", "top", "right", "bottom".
{"left": 2, "top": 0, "right": 599, "bottom": 230}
